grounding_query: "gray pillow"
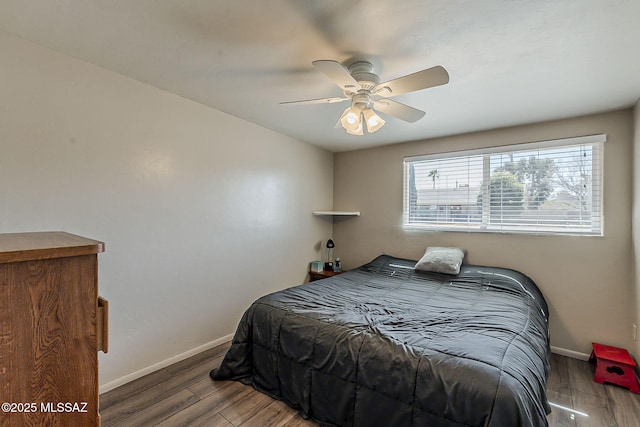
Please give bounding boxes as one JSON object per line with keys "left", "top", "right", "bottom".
{"left": 414, "top": 247, "right": 466, "bottom": 275}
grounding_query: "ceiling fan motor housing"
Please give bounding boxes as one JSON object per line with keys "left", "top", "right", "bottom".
{"left": 347, "top": 61, "right": 379, "bottom": 109}
{"left": 351, "top": 93, "right": 371, "bottom": 110}
{"left": 348, "top": 61, "right": 379, "bottom": 90}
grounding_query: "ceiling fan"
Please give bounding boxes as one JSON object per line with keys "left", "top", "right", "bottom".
{"left": 281, "top": 60, "right": 449, "bottom": 135}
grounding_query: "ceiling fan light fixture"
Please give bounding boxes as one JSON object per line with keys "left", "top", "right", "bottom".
{"left": 345, "top": 112, "right": 359, "bottom": 125}
{"left": 345, "top": 118, "right": 364, "bottom": 135}
{"left": 340, "top": 106, "right": 363, "bottom": 134}
{"left": 363, "top": 108, "right": 385, "bottom": 133}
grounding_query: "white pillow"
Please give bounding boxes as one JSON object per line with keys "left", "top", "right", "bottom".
{"left": 414, "top": 247, "right": 466, "bottom": 275}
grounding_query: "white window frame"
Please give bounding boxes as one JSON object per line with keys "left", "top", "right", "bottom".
{"left": 403, "top": 134, "right": 605, "bottom": 236}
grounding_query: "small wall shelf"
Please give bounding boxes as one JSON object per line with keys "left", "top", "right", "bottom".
{"left": 313, "top": 211, "right": 360, "bottom": 217}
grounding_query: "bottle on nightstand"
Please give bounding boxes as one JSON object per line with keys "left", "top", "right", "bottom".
{"left": 333, "top": 257, "right": 342, "bottom": 273}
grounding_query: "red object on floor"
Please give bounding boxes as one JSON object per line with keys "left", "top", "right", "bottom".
{"left": 589, "top": 342, "right": 640, "bottom": 394}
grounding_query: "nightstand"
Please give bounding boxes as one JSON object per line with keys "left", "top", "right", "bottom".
{"left": 309, "top": 269, "right": 345, "bottom": 282}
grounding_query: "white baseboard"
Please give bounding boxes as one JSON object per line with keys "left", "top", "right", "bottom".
{"left": 551, "top": 346, "right": 590, "bottom": 361}
{"left": 99, "top": 333, "right": 234, "bottom": 394}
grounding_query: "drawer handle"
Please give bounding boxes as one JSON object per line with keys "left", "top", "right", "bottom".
{"left": 97, "top": 297, "right": 109, "bottom": 353}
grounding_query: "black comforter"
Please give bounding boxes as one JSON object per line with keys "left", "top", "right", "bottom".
{"left": 211, "top": 255, "right": 551, "bottom": 426}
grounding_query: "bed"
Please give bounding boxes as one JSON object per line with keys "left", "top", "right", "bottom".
{"left": 211, "top": 254, "right": 551, "bottom": 426}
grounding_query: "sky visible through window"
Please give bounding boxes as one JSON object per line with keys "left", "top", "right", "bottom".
{"left": 413, "top": 145, "right": 591, "bottom": 199}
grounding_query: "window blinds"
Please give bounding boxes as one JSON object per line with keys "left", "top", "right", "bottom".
{"left": 403, "top": 134, "right": 604, "bottom": 236}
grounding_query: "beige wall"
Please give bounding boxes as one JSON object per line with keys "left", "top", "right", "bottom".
{"left": 0, "top": 31, "right": 333, "bottom": 390}
{"left": 633, "top": 100, "right": 640, "bottom": 358}
{"left": 334, "top": 110, "right": 634, "bottom": 355}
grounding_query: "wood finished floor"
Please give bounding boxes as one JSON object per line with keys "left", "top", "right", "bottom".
{"left": 100, "top": 343, "right": 640, "bottom": 426}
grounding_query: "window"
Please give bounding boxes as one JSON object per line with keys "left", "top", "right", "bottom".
{"left": 403, "top": 134, "right": 604, "bottom": 236}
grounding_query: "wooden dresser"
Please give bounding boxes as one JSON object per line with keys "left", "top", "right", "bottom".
{"left": 0, "top": 232, "right": 107, "bottom": 426}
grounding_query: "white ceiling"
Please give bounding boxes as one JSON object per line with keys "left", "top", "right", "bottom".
{"left": 1, "top": 0, "right": 639, "bottom": 152}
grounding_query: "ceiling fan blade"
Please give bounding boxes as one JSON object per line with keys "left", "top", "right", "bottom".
{"left": 312, "top": 60, "right": 361, "bottom": 91}
{"left": 375, "top": 66, "right": 449, "bottom": 97}
{"left": 280, "top": 97, "right": 349, "bottom": 106}
{"left": 373, "top": 99, "right": 426, "bottom": 123}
